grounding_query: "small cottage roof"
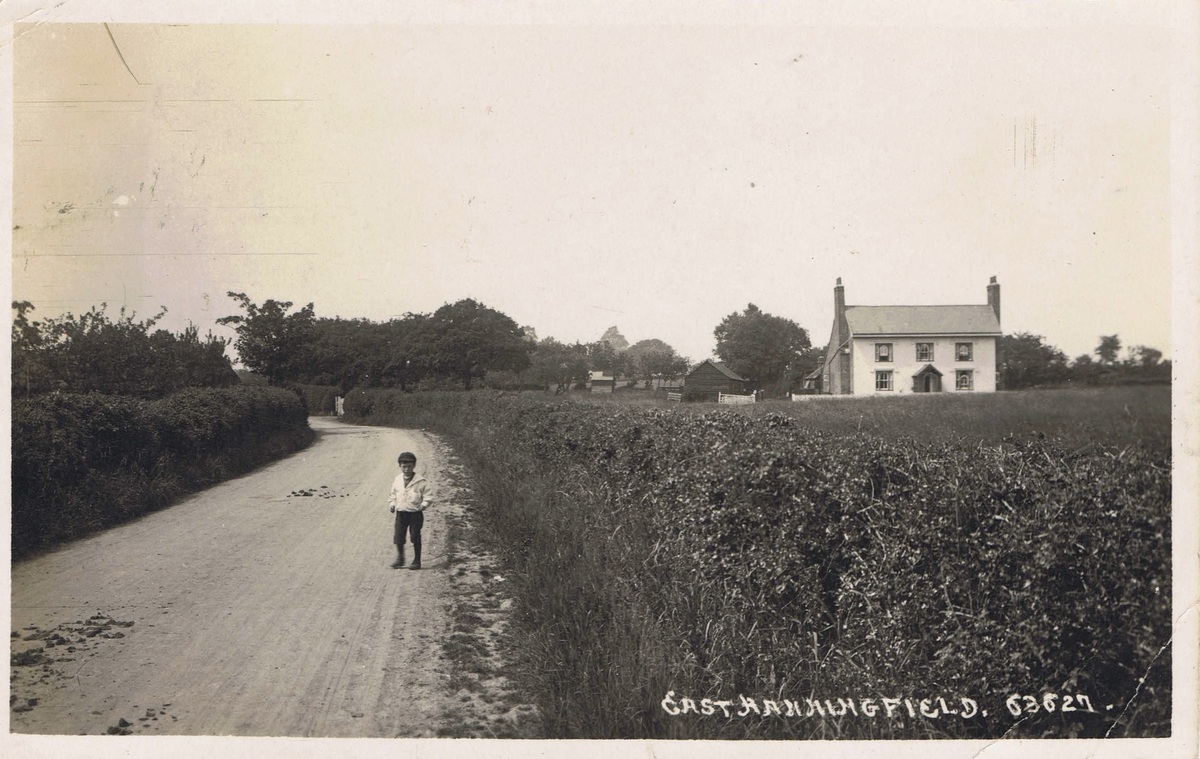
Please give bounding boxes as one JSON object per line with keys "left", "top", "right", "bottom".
{"left": 687, "top": 359, "right": 748, "bottom": 382}
{"left": 845, "top": 305, "right": 1001, "bottom": 336}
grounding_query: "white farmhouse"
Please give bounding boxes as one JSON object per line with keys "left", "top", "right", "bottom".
{"left": 819, "top": 277, "right": 1002, "bottom": 395}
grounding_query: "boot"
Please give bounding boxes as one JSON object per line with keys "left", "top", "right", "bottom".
{"left": 391, "top": 545, "right": 405, "bottom": 569}
{"left": 409, "top": 543, "right": 422, "bottom": 570}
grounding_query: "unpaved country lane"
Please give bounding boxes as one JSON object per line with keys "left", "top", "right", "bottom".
{"left": 10, "top": 418, "right": 454, "bottom": 737}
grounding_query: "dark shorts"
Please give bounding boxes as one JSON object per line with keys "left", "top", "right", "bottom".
{"left": 394, "top": 510, "right": 424, "bottom": 546}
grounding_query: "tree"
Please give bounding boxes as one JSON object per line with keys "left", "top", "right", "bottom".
{"left": 1095, "top": 334, "right": 1122, "bottom": 366}
{"left": 999, "top": 332, "right": 1070, "bottom": 389}
{"left": 626, "top": 338, "right": 689, "bottom": 386}
{"left": 585, "top": 340, "right": 620, "bottom": 374}
{"left": 599, "top": 326, "right": 629, "bottom": 351}
{"left": 713, "top": 303, "right": 812, "bottom": 393}
{"left": 406, "top": 299, "right": 531, "bottom": 389}
{"left": 217, "top": 292, "right": 317, "bottom": 385}
{"left": 153, "top": 324, "right": 241, "bottom": 391}
{"left": 1070, "top": 353, "right": 1099, "bottom": 385}
{"left": 12, "top": 301, "right": 50, "bottom": 395}
{"left": 1127, "top": 345, "right": 1163, "bottom": 368}
{"left": 791, "top": 343, "right": 826, "bottom": 386}
{"left": 1122, "top": 345, "right": 1170, "bottom": 384}
{"left": 305, "top": 316, "right": 423, "bottom": 392}
{"left": 529, "top": 338, "right": 590, "bottom": 393}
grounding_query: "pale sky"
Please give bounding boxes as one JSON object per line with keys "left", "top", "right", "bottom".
{"left": 6, "top": 5, "right": 1184, "bottom": 364}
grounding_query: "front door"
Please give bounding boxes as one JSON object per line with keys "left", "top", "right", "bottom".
{"left": 915, "top": 373, "right": 942, "bottom": 392}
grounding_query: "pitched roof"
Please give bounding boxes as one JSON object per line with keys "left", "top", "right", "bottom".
{"left": 687, "top": 359, "right": 747, "bottom": 382}
{"left": 845, "top": 305, "right": 1001, "bottom": 336}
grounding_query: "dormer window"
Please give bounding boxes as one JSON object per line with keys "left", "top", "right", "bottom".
{"left": 955, "top": 342, "right": 973, "bottom": 361}
{"left": 875, "top": 343, "right": 893, "bottom": 362}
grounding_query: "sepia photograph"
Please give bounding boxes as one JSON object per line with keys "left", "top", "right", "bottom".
{"left": 5, "top": 2, "right": 1197, "bottom": 758}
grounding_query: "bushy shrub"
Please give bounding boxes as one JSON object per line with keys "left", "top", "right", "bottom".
{"left": 345, "top": 390, "right": 1171, "bottom": 739}
{"left": 12, "top": 387, "right": 312, "bottom": 557}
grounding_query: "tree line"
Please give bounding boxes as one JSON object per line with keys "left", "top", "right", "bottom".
{"left": 10, "top": 296, "right": 1168, "bottom": 400}
{"left": 999, "top": 332, "right": 1170, "bottom": 389}
{"left": 9, "top": 295, "right": 695, "bottom": 399}
{"left": 215, "top": 295, "right": 813, "bottom": 395}
{"left": 217, "top": 293, "right": 694, "bottom": 393}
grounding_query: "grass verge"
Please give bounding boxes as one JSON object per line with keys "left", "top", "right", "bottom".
{"left": 428, "top": 436, "right": 542, "bottom": 739}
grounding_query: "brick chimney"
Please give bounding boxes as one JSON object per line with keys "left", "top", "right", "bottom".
{"left": 987, "top": 275, "right": 1001, "bottom": 325}
{"left": 988, "top": 276, "right": 1003, "bottom": 390}
{"left": 824, "top": 277, "right": 852, "bottom": 394}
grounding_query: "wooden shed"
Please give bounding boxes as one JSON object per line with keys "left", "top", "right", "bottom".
{"left": 683, "top": 360, "right": 750, "bottom": 399}
{"left": 588, "top": 370, "right": 616, "bottom": 394}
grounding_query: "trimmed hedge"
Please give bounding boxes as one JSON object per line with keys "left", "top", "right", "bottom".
{"left": 345, "top": 390, "right": 1171, "bottom": 739}
{"left": 12, "top": 386, "right": 313, "bottom": 558}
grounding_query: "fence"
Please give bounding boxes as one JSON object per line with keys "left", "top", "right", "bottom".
{"left": 666, "top": 392, "right": 682, "bottom": 403}
{"left": 718, "top": 392, "right": 756, "bottom": 405}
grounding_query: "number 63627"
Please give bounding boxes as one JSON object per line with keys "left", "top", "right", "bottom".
{"left": 1006, "top": 693, "right": 1098, "bottom": 717}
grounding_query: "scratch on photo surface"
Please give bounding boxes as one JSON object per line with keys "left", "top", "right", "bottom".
{"left": 104, "top": 23, "right": 145, "bottom": 85}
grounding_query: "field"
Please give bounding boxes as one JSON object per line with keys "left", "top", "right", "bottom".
{"left": 570, "top": 385, "right": 1171, "bottom": 451}
{"left": 344, "top": 385, "right": 1172, "bottom": 740}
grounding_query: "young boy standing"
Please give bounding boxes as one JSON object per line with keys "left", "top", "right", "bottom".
{"left": 388, "top": 451, "right": 432, "bottom": 570}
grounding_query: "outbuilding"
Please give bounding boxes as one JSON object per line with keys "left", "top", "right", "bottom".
{"left": 683, "top": 359, "right": 750, "bottom": 400}
{"left": 588, "top": 370, "right": 616, "bottom": 394}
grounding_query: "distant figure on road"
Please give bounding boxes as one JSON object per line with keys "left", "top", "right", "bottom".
{"left": 388, "top": 451, "right": 432, "bottom": 570}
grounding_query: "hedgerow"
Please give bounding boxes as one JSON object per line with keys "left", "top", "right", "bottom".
{"left": 12, "top": 386, "right": 313, "bottom": 558}
{"left": 345, "top": 389, "right": 1171, "bottom": 740}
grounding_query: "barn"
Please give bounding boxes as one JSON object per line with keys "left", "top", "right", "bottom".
{"left": 683, "top": 359, "right": 749, "bottom": 401}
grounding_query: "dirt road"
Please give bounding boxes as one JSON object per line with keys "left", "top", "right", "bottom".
{"left": 9, "top": 418, "right": 475, "bottom": 738}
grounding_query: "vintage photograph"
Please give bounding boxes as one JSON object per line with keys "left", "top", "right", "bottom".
{"left": 5, "top": 3, "right": 1195, "bottom": 758}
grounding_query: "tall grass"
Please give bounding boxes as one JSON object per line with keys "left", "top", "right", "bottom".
{"left": 428, "top": 424, "right": 680, "bottom": 737}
